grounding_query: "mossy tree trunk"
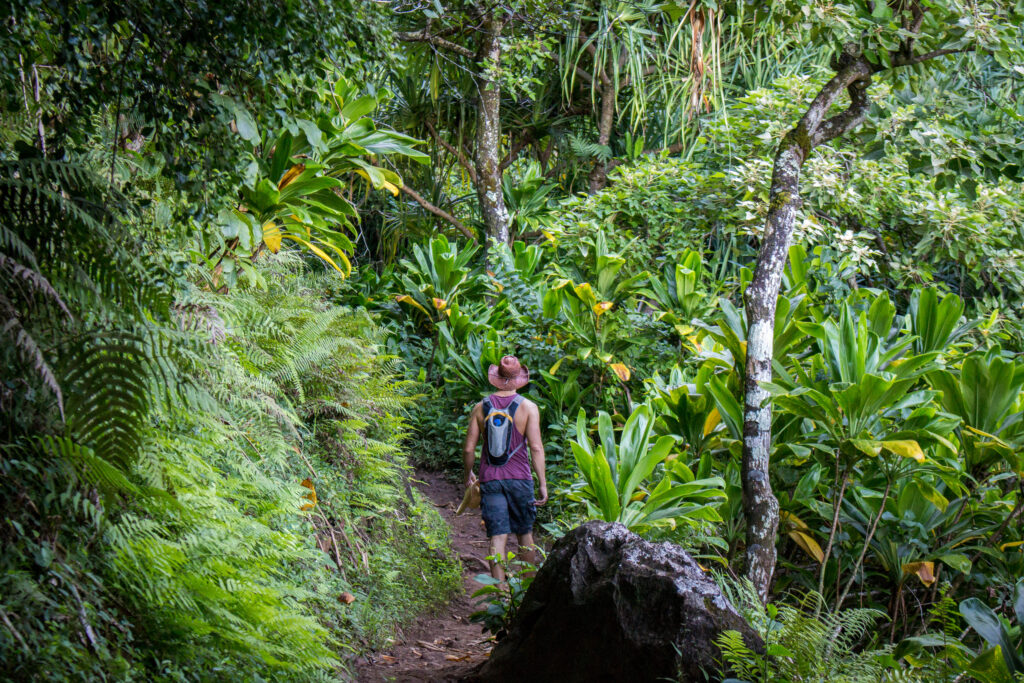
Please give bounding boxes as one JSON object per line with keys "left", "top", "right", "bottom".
{"left": 473, "top": 11, "right": 510, "bottom": 250}
{"left": 742, "top": 46, "right": 873, "bottom": 602}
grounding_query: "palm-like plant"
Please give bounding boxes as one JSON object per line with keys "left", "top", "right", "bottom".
{"left": 767, "top": 294, "right": 954, "bottom": 604}
{"left": 640, "top": 248, "right": 715, "bottom": 337}
{"left": 928, "top": 347, "right": 1024, "bottom": 475}
{"left": 568, "top": 404, "right": 725, "bottom": 534}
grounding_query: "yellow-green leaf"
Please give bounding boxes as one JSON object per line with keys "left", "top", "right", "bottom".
{"left": 609, "top": 363, "right": 630, "bottom": 382}
{"left": 882, "top": 439, "right": 925, "bottom": 463}
{"left": 593, "top": 301, "right": 614, "bottom": 317}
{"left": 395, "top": 294, "right": 431, "bottom": 317}
{"left": 573, "top": 282, "right": 597, "bottom": 307}
{"left": 702, "top": 407, "right": 722, "bottom": 437}
{"left": 262, "top": 221, "right": 282, "bottom": 253}
{"left": 780, "top": 509, "right": 809, "bottom": 530}
{"left": 788, "top": 530, "right": 824, "bottom": 563}
{"left": 850, "top": 438, "right": 882, "bottom": 457}
{"left": 278, "top": 163, "right": 305, "bottom": 190}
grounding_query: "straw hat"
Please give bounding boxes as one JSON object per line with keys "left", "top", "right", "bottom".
{"left": 487, "top": 355, "right": 530, "bottom": 391}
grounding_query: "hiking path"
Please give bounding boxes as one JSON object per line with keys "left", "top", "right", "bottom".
{"left": 355, "top": 470, "right": 516, "bottom": 681}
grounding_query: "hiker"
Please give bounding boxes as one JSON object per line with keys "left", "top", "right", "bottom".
{"left": 462, "top": 355, "right": 547, "bottom": 581}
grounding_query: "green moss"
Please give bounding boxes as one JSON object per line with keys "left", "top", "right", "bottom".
{"left": 769, "top": 191, "right": 794, "bottom": 212}
{"left": 786, "top": 122, "right": 813, "bottom": 157}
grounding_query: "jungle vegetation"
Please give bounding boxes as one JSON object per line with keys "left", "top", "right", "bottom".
{"left": 2, "top": 0, "right": 1024, "bottom": 681}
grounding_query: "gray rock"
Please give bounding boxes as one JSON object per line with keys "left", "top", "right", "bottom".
{"left": 472, "top": 521, "right": 761, "bottom": 682}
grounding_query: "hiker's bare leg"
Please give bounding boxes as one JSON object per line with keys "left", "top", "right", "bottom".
{"left": 517, "top": 532, "right": 538, "bottom": 566}
{"left": 489, "top": 534, "right": 508, "bottom": 581}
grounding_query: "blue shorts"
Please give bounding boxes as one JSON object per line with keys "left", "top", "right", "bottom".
{"left": 480, "top": 479, "right": 536, "bottom": 537}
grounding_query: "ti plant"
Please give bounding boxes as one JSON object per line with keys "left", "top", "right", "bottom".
{"left": 568, "top": 404, "right": 725, "bottom": 535}
{"left": 639, "top": 248, "right": 715, "bottom": 338}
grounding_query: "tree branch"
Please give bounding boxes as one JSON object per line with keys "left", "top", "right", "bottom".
{"left": 888, "top": 46, "right": 974, "bottom": 69}
{"left": 400, "top": 184, "right": 477, "bottom": 243}
{"left": 396, "top": 29, "right": 475, "bottom": 59}
{"left": 811, "top": 74, "right": 873, "bottom": 146}
{"left": 425, "top": 120, "right": 478, "bottom": 185}
{"left": 501, "top": 133, "right": 534, "bottom": 171}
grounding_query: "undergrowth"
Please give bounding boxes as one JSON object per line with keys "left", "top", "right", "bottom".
{"left": 1, "top": 250, "right": 460, "bottom": 680}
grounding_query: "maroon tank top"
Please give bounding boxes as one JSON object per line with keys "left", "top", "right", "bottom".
{"left": 479, "top": 393, "right": 532, "bottom": 482}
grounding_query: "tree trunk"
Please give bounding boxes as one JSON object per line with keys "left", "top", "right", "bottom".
{"left": 473, "top": 13, "right": 510, "bottom": 248}
{"left": 587, "top": 85, "right": 616, "bottom": 194}
{"left": 741, "top": 46, "right": 873, "bottom": 602}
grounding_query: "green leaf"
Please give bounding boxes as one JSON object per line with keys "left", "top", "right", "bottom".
{"left": 939, "top": 553, "right": 971, "bottom": 574}
{"left": 960, "top": 598, "right": 1021, "bottom": 673}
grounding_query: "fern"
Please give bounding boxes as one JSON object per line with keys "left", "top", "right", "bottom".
{"left": 716, "top": 580, "right": 897, "bottom": 683}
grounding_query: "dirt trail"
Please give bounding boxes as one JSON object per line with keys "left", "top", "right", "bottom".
{"left": 355, "top": 470, "right": 521, "bottom": 681}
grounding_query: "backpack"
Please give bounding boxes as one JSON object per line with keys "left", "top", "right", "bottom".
{"left": 482, "top": 396, "right": 525, "bottom": 467}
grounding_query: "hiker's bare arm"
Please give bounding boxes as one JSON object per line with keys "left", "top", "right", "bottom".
{"left": 463, "top": 402, "right": 482, "bottom": 487}
{"left": 525, "top": 401, "right": 548, "bottom": 506}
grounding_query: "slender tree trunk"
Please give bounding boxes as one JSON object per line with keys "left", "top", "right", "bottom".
{"left": 473, "top": 13, "right": 510, "bottom": 249}
{"left": 835, "top": 477, "right": 892, "bottom": 612}
{"left": 741, "top": 46, "right": 873, "bottom": 602}
{"left": 816, "top": 464, "right": 849, "bottom": 606}
{"left": 587, "top": 85, "right": 616, "bottom": 194}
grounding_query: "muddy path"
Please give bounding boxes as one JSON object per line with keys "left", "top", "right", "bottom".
{"left": 355, "top": 470, "right": 526, "bottom": 681}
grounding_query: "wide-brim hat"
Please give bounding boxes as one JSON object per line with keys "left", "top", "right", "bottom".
{"left": 488, "top": 355, "right": 530, "bottom": 391}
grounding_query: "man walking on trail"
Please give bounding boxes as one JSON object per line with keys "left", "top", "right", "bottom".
{"left": 463, "top": 355, "right": 547, "bottom": 581}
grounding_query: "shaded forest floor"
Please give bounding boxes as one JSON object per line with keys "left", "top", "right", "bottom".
{"left": 355, "top": 470, "right": 517, "bottom": 681}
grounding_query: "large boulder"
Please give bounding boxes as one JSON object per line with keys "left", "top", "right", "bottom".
{"left": 473, "top": 521, "right": 761, "bottom": 682}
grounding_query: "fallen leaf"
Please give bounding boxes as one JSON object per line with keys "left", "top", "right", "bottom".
{"left": 378, "top": 655, "right": 396, "bottom": 664}
{"left": 445, "top": 654, "right": 471, "bottom": 662}
{"left": 339, "top": 592, "right": 355, "bottom": 604}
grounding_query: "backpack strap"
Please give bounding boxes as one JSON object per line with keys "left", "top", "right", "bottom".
{"left": 507, "top": 395, "right": 524, "bottom": 418}
{"left": 481, "top": 398, "right": 493, "bottom": 416}
{"left": 506, "top": 396, "right": 527, "bottom": 457}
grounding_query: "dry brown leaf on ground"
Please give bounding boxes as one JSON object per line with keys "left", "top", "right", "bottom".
{"left": 445, "top": 654, "right": 471, "bottom": 662}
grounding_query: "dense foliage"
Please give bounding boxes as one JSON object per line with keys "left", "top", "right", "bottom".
{"left": 3, "top": 0, "right": 1024, "bottom": 680}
